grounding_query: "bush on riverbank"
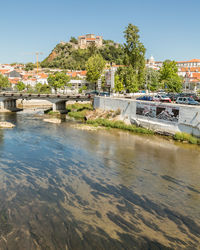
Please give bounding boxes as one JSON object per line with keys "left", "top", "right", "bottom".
{"left": 86, "top": 118, "right": 154, "bottom": 135}
{"left": 67, "top": 103, "right": 93, "bottom": 120}
{"left": 173, "top": 132, "right": 200, "bottom": 145}
{"left": 67, "top": 103, "right": 93, "bottom": 112}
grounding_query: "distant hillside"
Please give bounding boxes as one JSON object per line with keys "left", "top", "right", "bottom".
{"left": 41, "top": 39, "right": 125, "bottom": 70}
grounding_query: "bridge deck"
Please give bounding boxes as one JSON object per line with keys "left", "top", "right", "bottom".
{"left": 0, "top": 92, "right": 92, "bottom": 100}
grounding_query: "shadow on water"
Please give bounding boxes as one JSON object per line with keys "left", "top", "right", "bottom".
{"left": 0, "top": 110, "right": 199, "bottom": 249}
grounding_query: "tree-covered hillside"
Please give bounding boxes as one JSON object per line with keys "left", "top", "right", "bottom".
{"left": 41, "top": 39, "right": 125, "bottom": 70}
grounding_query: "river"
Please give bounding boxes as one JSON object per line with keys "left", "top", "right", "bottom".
{"left": 0, "top": 110, "right": 200, "bottom": 250}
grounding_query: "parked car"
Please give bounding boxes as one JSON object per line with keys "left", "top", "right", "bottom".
{"left": 85, "top": 91, "right": 110, "bottom": 97}
{"left": 176, "top": 97, "right": 199, "bottom": 105}
{"left": 99, "top": 92, "right": 110, "bottom": 97}
{"left": 153, "top": 95, "right": 171, "bottom": 103}
{"left": 166, "top": 93, "right": 179, "bottom": 102}
{"left": 85, "top": 90, "right": 99, "bottom": 97}
{"left": 178, "top": 93, "right": 200, "bottom": 102}
{"left": 136, "top": 95, "right": 153, "bottom": 101}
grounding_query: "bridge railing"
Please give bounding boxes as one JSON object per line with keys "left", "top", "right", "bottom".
{"left": 0, "top": 92, "right": 93, "bottom": 99}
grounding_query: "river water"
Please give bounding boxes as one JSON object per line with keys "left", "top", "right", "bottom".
{"left": 0, "top": 110, "right": 200, "bottom": 250}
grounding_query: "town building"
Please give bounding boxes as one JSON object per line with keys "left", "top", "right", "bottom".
{"left": 146, "top": 56, "right": 162, "bottom": 70}
{"left": 66, "top": 70, "right": 87, "bottom": 79}
{"left": 78, "top": 34, "right": 103, "bottom": 49}
{"left": 177, "top": 59, "right": 200, "bottom": 68}
{"left": 177, "top": 59, "right": 200, "bottom": 92}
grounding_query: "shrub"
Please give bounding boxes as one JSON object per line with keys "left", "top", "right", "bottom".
{"left": 174, "top": 132, "right": 199, "bottom": 145}
{"left": 86, "top": 118, "right": 154, "bottom": 135}
{"left": 67, "top": 103, "right": 93, "bottom": 112}
{"left": 188, "top": 136, "right": 198, "bottom": 144}
{"left": 68, "top": 111, "right": 86, "bottom": 120}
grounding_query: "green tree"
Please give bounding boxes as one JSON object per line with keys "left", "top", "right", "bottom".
{"left": 70, "top": 37, "right": 78, "bottom": 44}
{"left": 79, "top": 85, "right": 87, "bottom": 93}
{"left": 25, "top": 62, "right": 35, "bottom": 71}
{"left": 86, "top": 54, "right": 106, "bottom": 90}
{"left": 26, "top": 84, "right": 34, "bottom": 93}
{"left": 116, "top": 66, "right": 138, "bottom": 93}
{"left": 123, "top": 66, "right": 139, "bottom": 93}
{"left": 39, "top": 83, "right": 51, "bottom": 94}
{"left": 88, "top": 42, "right": 98, "bottom": 57}
{"left": 47, "top": 72, "right": 70, "bottom": 92}
{"left": 144, "top": 68, "right": 161, "bottom": 91}
{"left": 123, "top": 23, "right": 146, "bottom": 89}
{"left": 0, "top": 74, "right": 10, "bottom": 90}
{"left": 16, "top": 81, "right": 26, "bottom": 91}
{"left": 160, "top": 61, "right": 182, "bottom": 92}
{"left": 35, "top": 82, "right": 43, "bottom": 93}
{"left": 114, "top": 74, "right": 124, "bottom": 93}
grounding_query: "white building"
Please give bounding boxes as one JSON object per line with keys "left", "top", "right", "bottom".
{"left": 177, "top": 59, "right": 200, "bottom": 68}
{"left": 177, "top": 59, "right": 200, "bottom": 92}
{"left": 146, "top": 56, "right": 162, "bottom": 70}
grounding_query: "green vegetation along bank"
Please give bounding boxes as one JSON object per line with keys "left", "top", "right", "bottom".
{"left": 48, "top": 103, "right": 200, "bottom": 145}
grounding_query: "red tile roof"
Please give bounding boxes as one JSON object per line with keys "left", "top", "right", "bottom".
{"left": 38, "top": 73, "right": 48, "bottom": 78}
{"left": 192, "top": 73, "right": 200, "bottom": 79}
{"left": 9, "top": 78, "right": 20, "bottom": 84}
{"left": 80, "top": 71, "right": 87, "bottom": 76}
{"left": 177, "top": 59, "right": 200, "bottom": 63}
{"left": 0, "top": 69, "right": 10, "bottom": 75}
{"left": 180, "top": 67, "right": 200, "bottom": 72}
{"left": 86, "top": 38, "right": 96, "bottom": 41}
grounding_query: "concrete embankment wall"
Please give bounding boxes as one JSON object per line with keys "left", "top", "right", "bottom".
{"left": 94, "top": 97, "right": 200, "bottom": 137}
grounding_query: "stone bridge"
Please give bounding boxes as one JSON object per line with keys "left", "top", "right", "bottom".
{"left": 0, "top": 92, "right": 93, "bottom": 113}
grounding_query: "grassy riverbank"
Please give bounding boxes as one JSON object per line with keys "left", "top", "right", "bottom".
{"left": 67, "top": 103, "right": 93, "bottom": 120}
{"left": 47, "top": 103, "right": 200, "bottom": 145}
{"left": 173, "top": 132, "right": 200, "bottom": 145}
{"left": 66, "top": 103, "right": 153, "bottom": 135}
{"left": 86, "top": 118, "right": 154, "bottom": 135}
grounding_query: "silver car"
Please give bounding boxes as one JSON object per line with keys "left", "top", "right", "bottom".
{"left": 176, "top": 97, "right": 199, "bottom": 105}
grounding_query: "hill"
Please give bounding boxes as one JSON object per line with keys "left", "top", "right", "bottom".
{"left": 41, "top": 39, "right": 125, "bottom": 70}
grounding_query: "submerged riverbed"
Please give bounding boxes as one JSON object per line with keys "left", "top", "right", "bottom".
{"left": 0, "top": 110, "right": 200, "bottom": 249}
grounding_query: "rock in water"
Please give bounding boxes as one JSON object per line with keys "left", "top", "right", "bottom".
{"left": 43, "top": 118, "right": 61, "bottom": 124}
{"left": 0, "top": 122, "right": 15, "bottom": 128}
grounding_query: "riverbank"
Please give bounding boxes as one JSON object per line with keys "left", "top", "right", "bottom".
{"left": 46, "top": 103, "right": 200, "bottom": 145}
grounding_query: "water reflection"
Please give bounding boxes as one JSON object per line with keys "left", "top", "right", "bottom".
{"left": 0, "top": 111, "right": 199, "bottom": 249}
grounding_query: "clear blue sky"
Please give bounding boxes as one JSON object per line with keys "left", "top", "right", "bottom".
{"left": 1, "top": 0, "right": 200, "bottom": 63}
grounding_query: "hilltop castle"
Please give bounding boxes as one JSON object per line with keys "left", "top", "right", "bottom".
{"left": 78, "top": 34, "right": 103, "bottom": 49}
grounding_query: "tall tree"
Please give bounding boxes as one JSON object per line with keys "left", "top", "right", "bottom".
{"left": 0, "top": 74, "right": 10, "bottom": 90}
{"left": 123, "top": 23, "right": 146, "bottom": 89}
{"left": 86, "top": 54, "right": 105, "bottom": 90}
{"left": 160, "top": 61, "right": 182, "bottom": 92}
{"left": 114, "top": 74, "right": 124, "bottom": 93}
{"left": 116, "top": 66, "right": 138, "bottom": 93}
{"left": 88, "top": 42, "right": 98, "bottom": 57}
{"left": 47, "top": 72, "right": 70, "bottom": 92}
{"left": 144, "top": 68, "right": 161, "bottom": 91}
{"left": 123, "top": 66, "right": 139, "bottom": 93}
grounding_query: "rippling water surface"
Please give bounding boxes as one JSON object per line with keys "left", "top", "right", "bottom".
{"left": 0, "top": 111, "right": 200, "bottom": 250}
